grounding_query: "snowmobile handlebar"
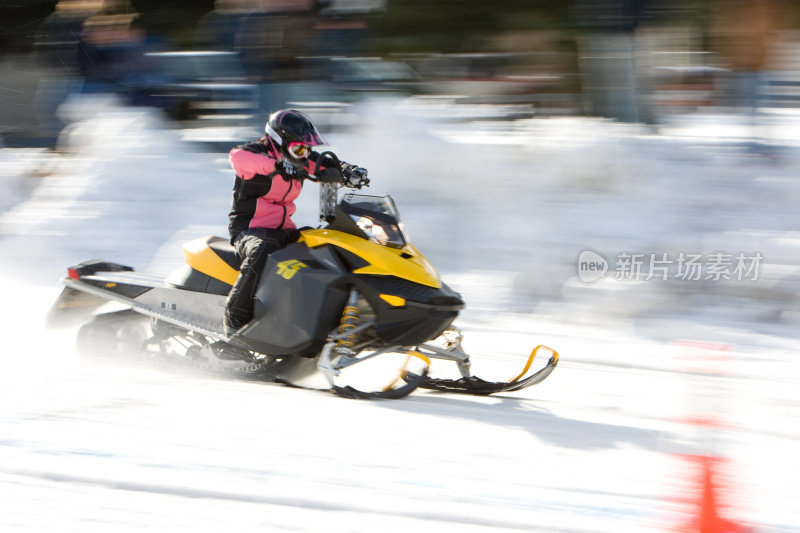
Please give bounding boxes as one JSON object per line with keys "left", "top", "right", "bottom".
{"left": 342, "top": 168, "right": 370, "bottom": 189}
{"left": 305, "top": 151, "right": 370, "bottom": 190}
{"left": 305, "top": 151, "right": 370, "bottom": 223}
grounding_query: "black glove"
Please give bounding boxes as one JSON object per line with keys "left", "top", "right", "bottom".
{"left": 341, "top": 164, "right": 369, "bottom": 189}
{"left": 316, "top": 153, "right": 339, "bottom": 168}
{"left": 318, "top": 167, "right": 343, "bottom": 184}
{"left": 276, "top": 159, "right": 306, "bottom": 180}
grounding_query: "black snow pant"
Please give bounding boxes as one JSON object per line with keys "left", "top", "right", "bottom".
{"left": 223, "top": 227, "right": 300, "bottom": 331}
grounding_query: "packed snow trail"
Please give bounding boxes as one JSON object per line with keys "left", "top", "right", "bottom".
{"left": 1, "top": 97, "right": 799, "bottom": 532}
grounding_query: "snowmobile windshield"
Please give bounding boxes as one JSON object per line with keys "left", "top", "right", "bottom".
{"left": 340, "top": 193, "right": 409, "bottom": 249}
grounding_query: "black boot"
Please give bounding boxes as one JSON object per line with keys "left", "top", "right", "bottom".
{"left": 222, "top": 312, "right": 246, "bottom": 337}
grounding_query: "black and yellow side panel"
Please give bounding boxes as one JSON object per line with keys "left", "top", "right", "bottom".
{"left": 242, "top": 242, "right": 350, "bottom": 356}
{"left": 182, "top": 236, "right": 240, "bottom": 286}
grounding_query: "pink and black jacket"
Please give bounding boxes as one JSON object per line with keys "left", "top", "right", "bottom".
{"left": 227, "top": 139, "right": 330, "bottom": 241}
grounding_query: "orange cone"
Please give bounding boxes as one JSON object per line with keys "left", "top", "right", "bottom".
{"left": 676, "top": 455, "right": 749, "bottom": 533}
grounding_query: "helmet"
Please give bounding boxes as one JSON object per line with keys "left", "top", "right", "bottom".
{"left": 265, "top": 109, "right": 327, "bottom": 149}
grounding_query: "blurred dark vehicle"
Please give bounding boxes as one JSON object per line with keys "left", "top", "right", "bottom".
{"left": 325, "top": 56, "right": 421, "bottom": 94}
{"left": 268, "top": 56, "right": 421, "bottom": 133}
{"left": 132, "top": 50, "right": 259, "bottom": 124}
{"left": 404, "top": 52, "right": 581, "bottom": 117}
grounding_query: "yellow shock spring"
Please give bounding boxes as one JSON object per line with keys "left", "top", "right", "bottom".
{"left": 337, "top": 305, "right": 360, "bottom": 349}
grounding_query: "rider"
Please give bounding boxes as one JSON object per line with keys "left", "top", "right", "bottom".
{"left": 223, "top": 109, "right": 368, "bottom": 336}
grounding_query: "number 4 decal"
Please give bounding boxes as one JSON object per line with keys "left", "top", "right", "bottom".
{"left": 276, "top": 259, "right": 307, "bottom": 280}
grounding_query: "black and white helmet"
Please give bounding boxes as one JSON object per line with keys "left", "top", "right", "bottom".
{"left": 265, "top": 109, "right": 327, "bottom": 149}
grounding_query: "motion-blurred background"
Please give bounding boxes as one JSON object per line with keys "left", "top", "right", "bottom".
{"left": 2, "top": 0, "right": 799, "bottom": 147}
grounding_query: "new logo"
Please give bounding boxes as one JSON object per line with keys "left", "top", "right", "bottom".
{"left": 578, "top": 250, "right": 608, "bottom": 283}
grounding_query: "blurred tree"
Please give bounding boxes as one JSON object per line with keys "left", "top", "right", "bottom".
{"left": 0, "top": 0, "right": 216, "bottom": 53}
{"left": 0, "top": 0, "right": 58, "bottom": 53}
{"left": 5, "top": 1, "right": 800, "bottom": 58}
{"left": 129, "top": 0, "right": 214, "bottom": 46}
{"left": 368, "top": 0, "right": 573, "bottom": 55}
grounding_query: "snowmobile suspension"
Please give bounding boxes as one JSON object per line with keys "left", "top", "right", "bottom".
{"left": 337, "top": 290, "right": 360, "bottom": 350}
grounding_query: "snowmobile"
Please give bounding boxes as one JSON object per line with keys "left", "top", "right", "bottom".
{"left": 46, "top": 157, "right": 558, "bottom": 399}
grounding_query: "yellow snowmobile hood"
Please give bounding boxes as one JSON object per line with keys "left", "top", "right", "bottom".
{"left": 300, "top": 228, "right": 441, "bottom": 288}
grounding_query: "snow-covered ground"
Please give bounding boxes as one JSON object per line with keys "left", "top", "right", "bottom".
{"left": 1, "top": 96, "right": 799, "bottom": 532}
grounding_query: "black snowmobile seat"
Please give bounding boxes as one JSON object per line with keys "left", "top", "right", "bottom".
{"left": 207, "top": 236, "right": 243, "bottom": 270}
{"left": 165, "top": 236, "right": 242, "bottom": 296}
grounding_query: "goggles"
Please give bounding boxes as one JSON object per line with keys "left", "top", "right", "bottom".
{"left": 287, "top": 142, "right": 310, "bottom": 160}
